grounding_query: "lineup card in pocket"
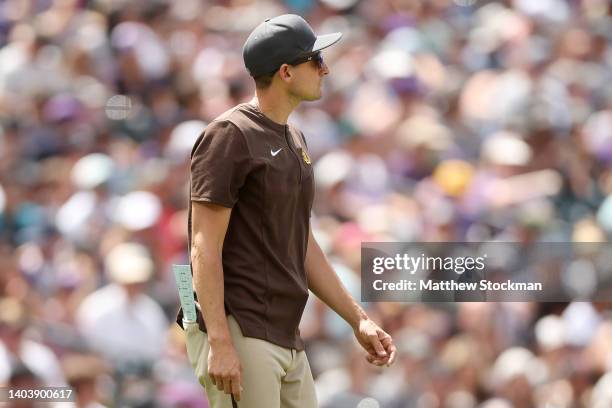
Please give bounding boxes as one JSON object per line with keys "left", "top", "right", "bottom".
{"left": 173, "top": 264, "right": 197, "bottom": 323}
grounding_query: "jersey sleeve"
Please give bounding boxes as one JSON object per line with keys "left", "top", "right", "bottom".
{"left": 190, "top": 120, "right": 252, "bottom": 208}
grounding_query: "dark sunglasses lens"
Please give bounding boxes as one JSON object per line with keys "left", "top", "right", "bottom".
{"left": 316, "top": 54, "right": 323, "bottom": 67}
{"left": 289, "top": 53, "right": 323, "bottom": 68}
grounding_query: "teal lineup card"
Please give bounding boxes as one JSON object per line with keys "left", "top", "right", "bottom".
{"left": 172, "top": 264, "right": 197, "bottom": 323}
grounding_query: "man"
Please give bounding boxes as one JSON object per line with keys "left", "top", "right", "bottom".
{"left": 178, "top": 14, "right": 396, "bottom": 408}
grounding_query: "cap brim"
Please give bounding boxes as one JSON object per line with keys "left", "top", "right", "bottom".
{"left": 312, "top": 32, "right": 343, "bottom": 52}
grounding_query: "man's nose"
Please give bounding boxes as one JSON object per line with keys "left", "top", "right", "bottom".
{"left": 320, "top": 61, "right": 329, "bottom": 76}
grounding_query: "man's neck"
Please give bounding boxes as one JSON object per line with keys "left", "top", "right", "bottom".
{"left": 250, "top": 90, "right": 299, "bottom": 125}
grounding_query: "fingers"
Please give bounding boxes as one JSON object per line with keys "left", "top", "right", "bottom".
{"left": 381, "top": 335, "right": 392, "bottom": 347}
{"left": 212, "top": 374, "right": 224, "bottom": 391}
{"left": 223, "top": 376, "right": 232, "bottom": 395}
{"left": 380, "top": 333, "right": 397, "bottom": 366}
{"left": 209, "top": 370, "right": 242, "bottom": 400}
{"left": 369, "top": 332, "right": 387, "bottom": 358}
{"left": 210, "top": 374, "right": 241, "bottom": 401}
{"left": 231, "top": 373, "right": 242, "bottom": 401}
{"left": 363, "top": 329, "right": 397, "bottom": 367}
{"left": 386, "top": 343, "right": 397, "bottom": 365}
{"left": 365, "top": 353, "right": 387, "bottom": 366}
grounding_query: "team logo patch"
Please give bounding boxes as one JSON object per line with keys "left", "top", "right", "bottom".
{"left": 301, "top": 149, "right": 311, "bottom": 165}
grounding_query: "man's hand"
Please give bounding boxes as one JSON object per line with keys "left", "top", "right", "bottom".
{"left": 354, "top": 318, "right": 397, "bottom": 367}
{"left": 207, "top": 341, "right": 243, "bottom": 401}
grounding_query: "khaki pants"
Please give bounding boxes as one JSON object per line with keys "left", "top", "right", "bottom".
{"left": 184, "top": 316, "right": 318, "bottom": 408}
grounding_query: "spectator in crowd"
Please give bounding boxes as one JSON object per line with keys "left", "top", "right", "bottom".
{"left": 0, "top": 297, "right": 66, "bottom": 387}
{"left": 75, "top": 242, "right": 168, "bottom": 364}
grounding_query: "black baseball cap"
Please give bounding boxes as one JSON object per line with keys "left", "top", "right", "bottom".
{"left": 243, "top": 14, "right": 342, "bottom": 77}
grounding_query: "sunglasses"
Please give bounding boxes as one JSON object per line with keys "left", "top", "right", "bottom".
{"left": 288, "top": 52, "right": 324, "bottom": 70}
{"left": 267, "top": 52, "right": 324, "bottom": 75}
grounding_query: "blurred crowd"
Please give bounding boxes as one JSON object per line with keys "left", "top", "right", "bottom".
{"left": 1, "top": 0, "right": 612, "bottom": 407}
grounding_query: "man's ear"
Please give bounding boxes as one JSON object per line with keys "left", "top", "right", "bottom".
{"left": 278, "top": 64, "right": 292, "bottom": 82}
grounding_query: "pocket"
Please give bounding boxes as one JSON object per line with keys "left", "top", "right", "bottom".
{"left": 184, "top": 321, "right": 206, "bottom": 376}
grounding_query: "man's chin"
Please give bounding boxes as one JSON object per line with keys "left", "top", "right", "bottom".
{"left": 304, "top": 92, "right": 323, "bottom": 102}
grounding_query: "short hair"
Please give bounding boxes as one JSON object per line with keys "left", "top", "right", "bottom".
{"left": 253, "top": 72, "right": 275, "bottom": 90}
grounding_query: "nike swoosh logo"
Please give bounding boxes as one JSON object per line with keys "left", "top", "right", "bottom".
{"left": 271, "top": 148, "right": 282, "bottom": 156}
